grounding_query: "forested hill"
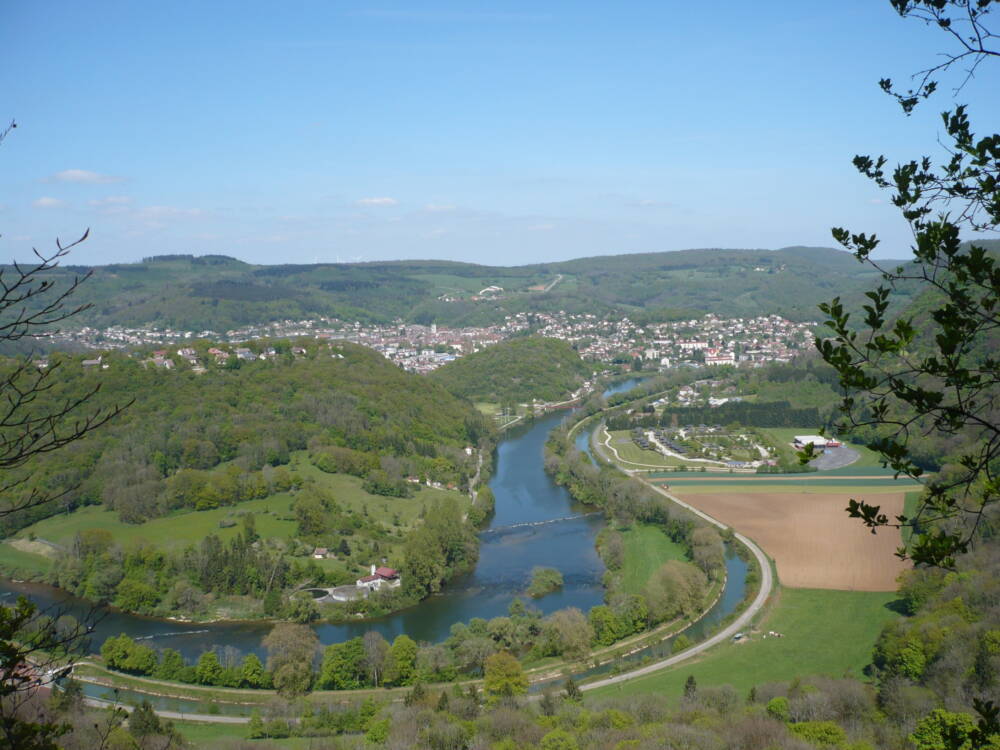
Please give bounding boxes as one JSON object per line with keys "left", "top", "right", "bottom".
{"left": 0, "top": 341, "right": 492, "bottom": 535}
{"left": 429, "top": 337, "right": 592, "bottom": 405}
{"left": 7, "top": 245, "right": 924, "bottom": 332}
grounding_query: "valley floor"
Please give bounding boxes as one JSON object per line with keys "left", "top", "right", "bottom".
{"left": 588, "top": 587, "right": 900, "bottom": 699}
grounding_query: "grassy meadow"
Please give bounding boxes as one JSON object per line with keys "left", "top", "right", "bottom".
{"left": 619, "top": 524, "right": 689, "bottom": 595}
{"left": 5, "top": 450, "right": 465, "bottom": 576}
{"left": 588, "top": 587, "right": 901, "bottom": 699}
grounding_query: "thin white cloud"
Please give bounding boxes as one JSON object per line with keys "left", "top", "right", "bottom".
{"left": 89, "top": 195, "right": 133, "bottom": 210}
{"left": 423, "top": 203, "right": 456, "bottom": 213}
{"left": 90, "top": 195, "right": 132, "bottom": 205}
{"left": 527, "top": 223, "right": 555, "bottom": 232}
{"left": 139, "top": 205, "right": 204, "bottom": 218}
{"left": 33, "top": 196, "right": 64, "bottom": 208}
{"left": 48, "top": 169, "right": 123, "bottom": 184}
{"left": 356, "top": 197, "right": 398, "bottom": 207}
{"left": 631, "top": 199, "right": 672, "bottom": 208}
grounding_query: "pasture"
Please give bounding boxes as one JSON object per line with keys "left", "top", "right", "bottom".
{"left": 619, "top": 524, "right": 689, "bottom": 595}
{"left": 588, "top": 587, "right": 900, "bottom": 699}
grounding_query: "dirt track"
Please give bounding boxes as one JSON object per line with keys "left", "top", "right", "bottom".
{"left": 673, "top": 491, "right": 909, "bottom": 591}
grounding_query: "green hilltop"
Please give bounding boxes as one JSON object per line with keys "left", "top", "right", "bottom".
{"left": 429, "top": 337, "right": 592, "bottom": 405}
{"left": 10, "top": 244, "right": 940, "bottom": 332}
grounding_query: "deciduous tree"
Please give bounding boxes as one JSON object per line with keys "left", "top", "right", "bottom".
{"left": 813, "top": 0, "right": 999, "bottom": 570}
{"left": 483, "top": 651, "right": 527, "bottom": 703}
{"left": 0, "top": 121, "right": 128, "bottom": 749}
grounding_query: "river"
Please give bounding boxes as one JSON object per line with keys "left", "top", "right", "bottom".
{"left": 0, "top": 379, "right": 640, "bottom": 660}
{"left": 0, "top": 377, "right": 747, "bottom": 711}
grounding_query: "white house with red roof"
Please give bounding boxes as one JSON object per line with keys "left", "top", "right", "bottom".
{"left": 355, "top": 564, "right": 401, "bottom": 591}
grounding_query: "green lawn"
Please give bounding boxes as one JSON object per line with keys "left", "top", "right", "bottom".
{"left": 619, "top": 524, "right": 689, "bottom": 595}
{"left": 588, "top": 588, "right": 901, "bottom": 699}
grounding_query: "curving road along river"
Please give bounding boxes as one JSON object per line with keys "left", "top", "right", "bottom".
{"left": 580, "top": 481, "right": 773, "bottom": 692}
{"left": 76, "top": 481, "right": 771, "bottom": 721}
{"left": 18, "top": 378, "right": 772, "bottom": 718}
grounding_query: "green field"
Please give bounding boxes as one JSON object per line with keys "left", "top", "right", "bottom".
{"left": 609, "top": 431, "right": 688, "bottom": 468}
{"left": 651, "top": 477, "right": 920, "bottom": 494}
{"left": 172, "top": 721, "right": 317, "bottom": 749}
{"left": 619, "top": 524, "right": 689, "bottom": 595}
{"left": 288, "top": 452, "right": 463, "bottom": 526}
{"left": 589, "top": 588, "right": 901, "bottom": 699}
{"left": 7, "top": 450, "right": 464, "bottom": 572}
{"left": 0, "top": 540, "right": 56, "bottom": 576}
{"left": 15, "top": 498, "right": 297, "bottom": 553}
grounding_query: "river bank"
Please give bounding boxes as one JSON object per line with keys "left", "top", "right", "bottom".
{"left": 63, "top": 377, "right": 767, "bottom": 717}
{"left": 12, "top": 375, "right": 771, "bottom": 720}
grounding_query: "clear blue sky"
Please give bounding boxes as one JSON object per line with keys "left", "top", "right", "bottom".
{"left": 2, "top": 1, "right": 996, "bottom": 266}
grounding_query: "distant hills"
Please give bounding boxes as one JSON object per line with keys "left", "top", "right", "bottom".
{"left": 9, "top": 245, "right": 941, "bottom": 332}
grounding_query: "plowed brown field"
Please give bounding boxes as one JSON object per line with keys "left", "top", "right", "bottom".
{"left": 673, "top": 491, "right": 908, "bottom": 591}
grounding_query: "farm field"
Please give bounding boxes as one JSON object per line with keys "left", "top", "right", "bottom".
{"left": 619, "top": 524, "right": 689, "bottom": 595}
{"left": 669, "top": 490, "right": 909, "bottom": 590}
{"left": 588, "top": 588, "right": 900, "bottom": 699}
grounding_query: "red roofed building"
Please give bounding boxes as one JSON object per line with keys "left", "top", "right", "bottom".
{"left": 356, "top": 564, "right": 402, "bottom": 591}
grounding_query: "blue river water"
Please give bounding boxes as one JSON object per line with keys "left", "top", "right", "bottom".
{"left": 0, "top": 376, "right": 749, "bottom": 712}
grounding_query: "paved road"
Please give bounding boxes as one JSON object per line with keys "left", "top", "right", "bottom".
{"left": 76, "top": 418, "right": 774, "bottom": 720}
{"left": 82, "top": 696, "right": 250, "bottom": 724}
{"left": 581, "top": 481, "right": 774, "bottom": 693}
{"left": 808, "top": 445, "right": 861, "bottom": 471}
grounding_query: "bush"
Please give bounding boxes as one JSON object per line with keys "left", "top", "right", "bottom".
{"left": 527, "top": 567, "right": 564, "bottom": 598}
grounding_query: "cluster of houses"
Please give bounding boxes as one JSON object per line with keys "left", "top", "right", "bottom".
{"left": 524, "top": 311, "right": 814, "bottom": 369}
{"left": 632, "top": 427, "right": 688, "bottom": 455}
{"left": 51, "top": 308, "right": 817, "bottom": 380}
